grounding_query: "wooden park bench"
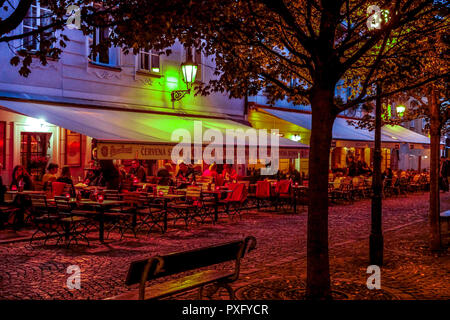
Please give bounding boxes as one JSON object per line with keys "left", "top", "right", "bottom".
{"left": 106, "top": 236, "right": 256, "bottom": 300}
{"left": 440, "top": 210, "right": 450, "bottom": 246}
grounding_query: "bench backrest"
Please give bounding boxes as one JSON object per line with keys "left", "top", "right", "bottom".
{"left": 126, "top": 236, "right": 256, "bottom": 286}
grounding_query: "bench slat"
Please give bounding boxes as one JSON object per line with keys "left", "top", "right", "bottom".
{"left": 107, "top": 270, "right": 234, "bottom": 300}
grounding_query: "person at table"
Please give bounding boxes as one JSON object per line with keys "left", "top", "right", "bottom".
{"left": 347, "top": 157, "right": 358, "bottom": 177}
{"left": 176, "top": 162, "right": 195, "bottom": 181}
{"left": 222, "top": 164, "right": 237, "bottom": 181}
{"left": 10, "top": 165, "right": 33, "bottom": 191}
{"left": 129, "top": 160, "right": 146, "bottom": 182}
{"left": 57, "top": 166, "right": 76, "bottom": 196}
{"left": 288, "top": 168, "right": 302, "bottom": 184}
{"left": 42, "top": 163, "right": 59, "bottom": 190}
{"left": 382, "top": 168, "right": 393, "bottom": 186}
{"left": 202, "top": 163, "right": 218, "bottom": 179}
{"left": 440, "top": 156, "right": 449, "bottom": 192}
{"left": 117, "top": 164, "right": 127, "bottom": 181}
{"left": 157, "top": 163, "right": 174, "bottom": 186}
{"left": 100, "top": 160, "right": 120, "bottom": 190}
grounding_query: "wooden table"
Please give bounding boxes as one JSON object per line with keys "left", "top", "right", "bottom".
{"left": 77, "top": 200, "right": 125, "bottom": 242}
{"left": 6, "top": 190, "right": 46, "bottom": 196}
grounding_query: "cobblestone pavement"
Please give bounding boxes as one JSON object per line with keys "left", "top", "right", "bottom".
{"left": 0, "top": 192, "right": 448, "bottom": 300}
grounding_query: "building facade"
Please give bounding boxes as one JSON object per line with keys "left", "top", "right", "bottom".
{"left": 0, "top": 0, "right": 247, "bottom": 185}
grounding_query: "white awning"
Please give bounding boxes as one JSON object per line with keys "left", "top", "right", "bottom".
{"left": 262, "top": 108, "right": 430, "bottom": 145}
{"left": 0, "top": 100, "right": 308, "bottom": 150}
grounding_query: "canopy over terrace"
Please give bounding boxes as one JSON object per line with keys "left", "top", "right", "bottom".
{"left": 251, "top": 107, "right": 431, "bottom": 149}
{"left": 0, "top": 100, "right": 308, "bottom": 162}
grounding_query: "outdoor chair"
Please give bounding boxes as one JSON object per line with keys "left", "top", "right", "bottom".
{"left": 0, "top": 205, "right": 20, "bottom": 230}
{"left": 273, "top": 180, "right": 293, "bottom": 212}
{"left": 331, "top": 178, "right": 353, "bottom": 204}
{"left": 382, "top": 179, "right": 393, "bottom": 198}
{"left": 219, "top": 183, "right": 248, "bottom": 221}
{"left": 104, "top": 192, "right": 138, "bottom": 240}
{"left": 254, "top": 180, "right": 272, "bottom": 210}
{"left": 168, "top": 185, "right": 203, "bottom": 228}
{"left": 51, "top": 182, "right": 67, "bottom": 198}
{"left": 408, "top": 175, "right": 422, "bottom": 193}
{"left": 54, "top": 196, "right": 91, "bottom": 247}
{"left": 137, "top": 194, "right": 166, "bottom": 235}
{"left": 398, "top": 177, "right": 409, "bottom": 196}
{"left": 29, "top": 194, "right": 62, "bottom": 246}
{"left": 389, "top": 176, "right": 399, "bottom": 196}
{"left": 351, "top": 177, "right": 365, "bottom": 200}
{"left": 120, "top": 180, "right": 134, "bottom": 193}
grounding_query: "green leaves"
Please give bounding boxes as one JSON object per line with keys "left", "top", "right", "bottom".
{"left": 10, "top": 56, "right": 20, "bottom": 66}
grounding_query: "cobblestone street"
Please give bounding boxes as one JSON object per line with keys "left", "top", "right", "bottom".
{"left": 0, "top": 192, "right": 449, "bottom": 300}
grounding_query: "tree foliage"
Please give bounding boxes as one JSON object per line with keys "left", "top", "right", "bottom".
{"left": 1, "top": 0, "right": 448, "bottom": 299}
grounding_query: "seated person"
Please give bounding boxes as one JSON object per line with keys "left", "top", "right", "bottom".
{"left": 288, "top": 168, "right": 302, "bottom": 184}
{"left": 10, "top": 165, "right": 33, "bottom": 191}
{"left": 42, "top": 163, "right": 59, "bottom": 190}
{"left": 176, "top": 162, "right": 195, "bottom": 188}
{"left": 118, "top": 165, "right": 127, "bottom": 181}
{"left": 157, "top": 163, "right": 174, "bottom": 186}
{"left": 57, "top": 166, "right": 75, "bottom": 196}
{"left": 129, "top": 160, "right": 147, "bottom": 182}
{"left": 202, "top": 163, "right": 218, "bottom": 179}
{"left": 222, "top": 164, "right": 238, "bottom": 181}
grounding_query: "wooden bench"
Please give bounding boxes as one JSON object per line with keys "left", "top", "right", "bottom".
{"left": 106, "top": 236, "right": 256, "bottom": 300}
{"left": 440, "top": 210, "right": 450, "bottom": 246}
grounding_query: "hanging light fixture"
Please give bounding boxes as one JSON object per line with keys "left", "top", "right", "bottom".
{"left": 171, "top": 56, "right": 198, "bottom": 104}
{"left": 396, "top": 104, "right": 406, "bottom": 118}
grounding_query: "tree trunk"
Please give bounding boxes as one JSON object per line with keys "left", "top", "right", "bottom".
{"left": 429, "top": 88, "right": 441, "bottom": 251}
{"left": 306, "top": 89, "right": 335, "bottom": 300}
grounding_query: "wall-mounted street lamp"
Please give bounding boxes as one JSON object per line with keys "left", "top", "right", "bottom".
{"left": 291, "top": 134, "right": 301, "bottom": 142}
{"left": 396, "top": 104, "right": 406, "bottom": 118}
{"left": 171, "top": 57, "right": 198, "bottom": 105}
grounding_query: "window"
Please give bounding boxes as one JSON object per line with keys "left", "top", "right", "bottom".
{"left": 410, "top": 120, "right": 415, "bottom": 128}
{"left": 22, "top": 1, "right": 53, "bottom": 51}
{"left": 20, "top": 132, "right": 51, "bottom": 176}
{"left": 138, "top": 50, "right": 160, "bottom": 73}
{"left": 89, "top": 27, "right": 119, "bottom": 66}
